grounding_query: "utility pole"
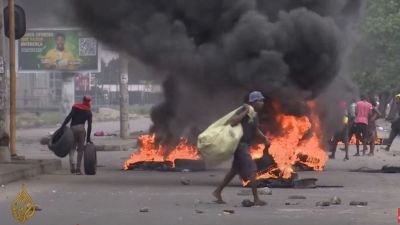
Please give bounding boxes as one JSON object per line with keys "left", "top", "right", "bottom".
{"left": 8, "top": 0, "right": 17, "bottom": 157}
{"left": 119, "top": 55, "right": 129, "bottom": 139}
{"left": 0, "top": 0, "right": 10, "bottom": 161}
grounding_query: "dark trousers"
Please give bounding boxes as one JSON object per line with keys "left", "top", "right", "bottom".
{"left": 387, "top": 126, "right": 400, "bottom": 147}
{"left": 69, "top": 124, "right": 86, "bottom": 170}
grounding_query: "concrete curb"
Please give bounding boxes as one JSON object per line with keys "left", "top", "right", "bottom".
{"left": 0, "top": 159, "right": 62, "bottom": 185}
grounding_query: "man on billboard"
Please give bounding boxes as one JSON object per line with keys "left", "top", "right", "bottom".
{"left": 41, "top": 33, "right": 80, "bottom": 70}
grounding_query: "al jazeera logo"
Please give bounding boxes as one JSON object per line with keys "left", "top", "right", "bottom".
{"left": 11, "top": 185, "right": 37, "bottom": 224}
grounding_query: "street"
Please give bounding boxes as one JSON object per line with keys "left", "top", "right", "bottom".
{"left": 0, "top": 119, "right": 400, "bottom": 225}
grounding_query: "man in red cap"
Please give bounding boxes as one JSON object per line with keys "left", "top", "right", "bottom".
{"left": 61, "top": 95, "right": 93, "bottom": 175}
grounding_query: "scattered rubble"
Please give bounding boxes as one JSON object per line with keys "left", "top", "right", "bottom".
{"left": 316, "top": 201, "right": 331, "bottom": 207}
{"left": 241, "top": 199, "right": 255, "bottom": 207}
{"left": 330, "top": 196, "right": 342, "bottom": 205}
{"left": 223, "top": 209, "right": 235, "bottom": 214}
{"left": 195, "top": 209, "right": 204, "bottom": 214}
{"left": 34, "top": 205, "right": 42, "bottom": 211}
{"left": 285, "top": 201, "right": 300, "bottom": 206}
{"left": 349, "top": 201, "right": 368, "bottom": 206}
{"left": 180, "top": 177, "right": 191, "bottom": 185}
{"left": 139, "top": 207, "right": 150, "bottom": 213}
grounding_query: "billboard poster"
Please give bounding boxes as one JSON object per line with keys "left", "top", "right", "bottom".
{"left": 17, "top": 29, "right": 100, "bottom": 73}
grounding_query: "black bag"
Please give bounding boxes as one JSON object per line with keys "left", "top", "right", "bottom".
{"left": 48, "top": 127, "right": 74, "bottom": 158}
{"left": 84, "top": 143, "right": 97, "bottom": 175}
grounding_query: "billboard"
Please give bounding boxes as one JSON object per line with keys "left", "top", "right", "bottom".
{"left": 17, "top": 29, "right": 100, "bottom": 73}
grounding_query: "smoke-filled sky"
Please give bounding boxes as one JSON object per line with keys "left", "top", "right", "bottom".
{"left": 70, "top": 0, "right": 361, "bottom": 143}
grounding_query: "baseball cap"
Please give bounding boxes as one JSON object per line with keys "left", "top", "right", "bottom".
{"left": 249, "top": 91, "right": 264, "bottom": 103}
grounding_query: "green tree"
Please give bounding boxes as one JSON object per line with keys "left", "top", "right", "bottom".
{"left": 352, "top": 0, "right": 400, "bottom": 112}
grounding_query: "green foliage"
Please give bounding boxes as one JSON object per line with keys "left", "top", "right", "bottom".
{"left": 352, "top": 0, "right": 400, "bottom": 93}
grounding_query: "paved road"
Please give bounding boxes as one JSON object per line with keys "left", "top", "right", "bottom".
{"left": 1, "top": 149, "right": 400, "bottom": 225}
{"left": 0, "top": 119, "right": 400, "bottom": 225}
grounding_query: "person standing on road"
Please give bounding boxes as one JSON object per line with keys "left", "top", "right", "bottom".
{"left": 329, "top": 101, "right": 350, "bottom": 160}
{"left": 61, "top": 95, "right": 93, "bottom": 175}
{"left": 354, "top": 95, "right": 372, "bottom": 156}
{"left": 213, "top": 91, "right": 270, "bottom": 206}
{"left": 367, "top": 99, "right": 381, "bottom": 156}
{"left": 384, "top": 94, "right": 400, "bottom": 151}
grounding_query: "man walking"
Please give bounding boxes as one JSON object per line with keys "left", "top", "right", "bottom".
{"left": 213, "top": 91, "right": 270, "bottom": 206}
{"left": 61, "top": 95, "right": 93, "bottom": 175}
{"left": 384, "top": 94, "right": 400, "bottom": 151}
{"left": 354, "top": 95, "right": 372, "bottom": 156}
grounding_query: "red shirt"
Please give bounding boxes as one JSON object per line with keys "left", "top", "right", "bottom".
{"left": 355, "top": 100, "right": 372, "bottom": 125}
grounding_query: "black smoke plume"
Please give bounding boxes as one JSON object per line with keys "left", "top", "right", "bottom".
{"left": 72, "top": 0, "right": 362, "bottom": 144}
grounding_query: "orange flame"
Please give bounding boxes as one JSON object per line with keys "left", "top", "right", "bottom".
{"left": 245, "top": 102, "right": 328, "bottom": 183}
{"left": 339, "top": 136, "right": 383, "bottom": 145}
{"left": 125, "top": 101, "right": 328, "bottom": 184}
{"left": 124, "top": 134, "right": 201, "bottom": 170}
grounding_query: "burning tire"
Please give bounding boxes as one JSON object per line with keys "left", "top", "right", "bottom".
{"left": 84, "top": 143, "right": 97, "bottom": 175}
{"left": 48, "top": 127, "right": 74, "bottom": 158}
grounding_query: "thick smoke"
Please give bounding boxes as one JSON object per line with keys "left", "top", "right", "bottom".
{"left": 72, "top": 0, "right": 362, "bottom": 144}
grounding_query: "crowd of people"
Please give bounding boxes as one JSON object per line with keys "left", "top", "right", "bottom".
{"left": 330, "top": 94, "right": 400, "bottom": 160}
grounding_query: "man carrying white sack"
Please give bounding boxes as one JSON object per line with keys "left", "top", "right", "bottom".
{"left": 213, "top": 91, "right": 271, "bottom": 206}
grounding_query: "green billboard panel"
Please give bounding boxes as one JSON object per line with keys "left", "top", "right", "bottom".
{"left": 18, "top": 29, "right": 100, "bottom": 73}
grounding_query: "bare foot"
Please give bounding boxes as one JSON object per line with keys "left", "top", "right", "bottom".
{"left": 343, "top": 156, "right": 349, "bottom": 161}
{"left": 329, "top": 155, "right": 335, "bottom": 159}
{"left": 367, "top": 152, "right": 374, "bottom": 156}
{"left": 212, "top": 191, "right": 226, "bottom": 204}
{"left": 353, "top": 153, "right": 360, "bottom": 157}
{"left": 254, "top": 200, "right": 267, "bottom": 206}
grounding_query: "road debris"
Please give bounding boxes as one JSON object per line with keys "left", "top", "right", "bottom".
{"left": 223, "top": 209, "right": 235, "bottom": 214}
{"left": 285, "top": 201, "right": 300, "bottom": 206}
{"left": 330, "top": 196, "right": 342, "bottom": 205}
{"left": 241, "top": 199, "right": 255, "bottom": 207}
{"left": 139, "top": 207, "right": 150, "bottom": 212}
{"left": 349, "top": 201, "right": 368, "bottom": 206}
{"left": 316, "top": 201, "right": 331, "bottom": 207}
{"left": 195, "top": 209, "right": 204, "bottom": 214}
{"left": 34, "top": 205, "right": 42, "bottom": 211}
{"left": 180, "top": 177, "right": 191, "bottom": 185}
